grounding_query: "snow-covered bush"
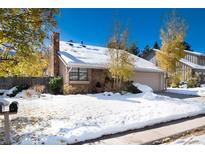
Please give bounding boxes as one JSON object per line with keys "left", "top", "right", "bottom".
{"left": 201, "top": 84, "right": 205, "bottom": 88}
{"left": 4, "top": 87, "right": 18, "bottom": 97}
{"left": 179, "top": 82, "right": 187, "bottom": 88}
{"left": 0, "top": 89, "right": 6, "bottom": 95}
{"left": 103, "top": 92, "right": 114, "bottom": 96}
{"left": 124, "top": 81, "right": 142, "bottom": 94}
{"left": 132, "top": 82, "right": 153, "bottom": 93}
{"left": 6, "top": 84, "right": 30, "bottom": 97}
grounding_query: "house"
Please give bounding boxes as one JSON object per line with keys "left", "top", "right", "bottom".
{"left": 142, "top": 48, "right": 205, "bottom": 83}
{"left": 141, "top": 48, "right": 158, "bottom": 66}
{"left": 50, "top": 33, "right": 165, "bottom": 93}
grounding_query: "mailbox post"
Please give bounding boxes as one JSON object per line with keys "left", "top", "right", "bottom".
{"left": 0, "top": 99, "right": 18, "bottom": 145}
{"left": 3, "top": 111, "right": 10, "bottom": 145}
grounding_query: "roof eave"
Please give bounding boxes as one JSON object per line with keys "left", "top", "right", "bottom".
{"left": 179, "top": 59, "right": 205, "bottom": 70}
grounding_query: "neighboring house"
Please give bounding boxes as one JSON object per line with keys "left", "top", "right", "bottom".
{"left": 50, "top": 33, "right": 165, "bottom": 93}
{"left": 142, "top": 48, "right": 205, "bottom": 83}
{"left": 141, "top": 48, "right": 158, "bottom": 66}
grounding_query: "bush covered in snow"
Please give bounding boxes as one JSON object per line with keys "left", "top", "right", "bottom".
{"left": 4, "top": 84, "right": 30, "bottom": 97}
{"left": 201, "top": 84, "right": 205, "bottom": 88}
{"left": 5, "top": 87, "right": 18, "bottom": 97}
{"left": 132, "top": 82, "right": 153, "bottom": 93}
{"left": 124, "top": 81, "right": 142, "bottom": 94}
{"left": 0, "top": 89, "right": 7, "bottom": 95}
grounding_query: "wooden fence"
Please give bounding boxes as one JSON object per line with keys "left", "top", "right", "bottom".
{"left": 0, "top": 77, "right": 53, "bottom": 92}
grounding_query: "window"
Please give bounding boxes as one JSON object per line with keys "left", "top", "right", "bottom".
{"left": 69, "top": 68, "right": 88, "bottom": 81}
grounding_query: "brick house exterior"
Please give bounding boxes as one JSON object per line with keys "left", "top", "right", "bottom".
{"left": 50, "top": 33, "right": 165, "bottom": 93}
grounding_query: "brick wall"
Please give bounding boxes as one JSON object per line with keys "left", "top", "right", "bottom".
{"left": 67, "top": 69, "right": 112, "bottom": 94}
{"left": 50, "top": 32, "right": 60, "bottom": 76}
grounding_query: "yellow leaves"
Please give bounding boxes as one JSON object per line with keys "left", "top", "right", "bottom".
{"left": 107, "top": 24, "right": 135, "bottom": 91}
{"left": 157, "top": 11, "right": 187, "bottom": 77}
{"left": 108, "top": 48, "right": 134, "bottom": 82}
{"left": 0, "top": 8, "right": 59, "bottom": 59}
{"left": 0, "top": 51, "right": 48, "bottom": 77}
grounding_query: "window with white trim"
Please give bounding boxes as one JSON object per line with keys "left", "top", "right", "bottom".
{"left": 69, "top": 68, "right": 88, "bottom": 81}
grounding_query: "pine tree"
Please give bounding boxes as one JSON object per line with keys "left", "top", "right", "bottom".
{"left": 107, "top": 24, "right": 134, "bottom": 91}
{"left": 144, "top": 45, "right": 150, "bottom": 51}
{"left": 128, "top": 42, "right": 140, "bottom": 55}
{"left": 153, "top": 41, "right": 160, "bottom": 49}
{"left": 156, "top": 10, "right": 187, "bottom": 85}
{"left": 141, "top": 45, "right": 151, "bottom": 58}
{"left": 181, "top": 41, "right": 192, "bottom": 51}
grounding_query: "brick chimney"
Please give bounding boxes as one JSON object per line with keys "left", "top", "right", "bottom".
{"left": 51, "top": 32, "right": 60, "bottom": 76}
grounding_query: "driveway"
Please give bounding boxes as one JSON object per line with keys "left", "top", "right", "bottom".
{"left": 156, "top": 91, "right": 205, "bottom": 102}
{"left": 156, "top": 91, "right": 200, "bottom": 99}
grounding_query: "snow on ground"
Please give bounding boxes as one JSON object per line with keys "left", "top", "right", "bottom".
{"left": 0, "top": 87, "right": 17, "bottom": 97}
{"left": 169, "top": 134, "right": 205, "bottom": 145}
{"left": 167, "top": 87, "right": 205, "bottom": 96}
{"left": 1, "top": 86, "right": 205, "bottom": 144}
{"left": 0, "top": 89, "right": 7, "bottom": 94}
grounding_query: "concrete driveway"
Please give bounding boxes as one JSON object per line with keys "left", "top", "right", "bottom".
{"left": 156, "top": 91, "right": 205, "bottom": 102}
{"left": 156, "top": 91, "right": 199, "bottom": 99}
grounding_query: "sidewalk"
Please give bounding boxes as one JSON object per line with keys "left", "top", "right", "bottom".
{"left": 83, "top": 116, "right": 205, "bottom": 145}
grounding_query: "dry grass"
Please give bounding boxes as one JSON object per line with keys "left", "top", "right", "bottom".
{"left": 63, "top": 83, "right": 77, "bottom": 95}
{"left": 34, "top": 84, "right": 45, "bottom": 94}
{"left": 25, "top": 90, "right": 33, "bottom": 98}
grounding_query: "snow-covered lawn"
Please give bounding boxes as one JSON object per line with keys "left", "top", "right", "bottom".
{"left": 169, "top": 134, "right": 205, "bottom": 145}
{"left": 167, "top": 87, "right": 205, "bottom": 96}
{"left": 1, "top": 88, "right": 205, "bottom": 144}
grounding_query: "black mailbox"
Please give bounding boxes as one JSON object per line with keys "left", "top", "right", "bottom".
{"left": 9, "top": 101, "right": 18, "bottom": 113}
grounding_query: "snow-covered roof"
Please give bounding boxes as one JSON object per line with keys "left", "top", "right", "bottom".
{"left": 153, "top": 49, "right": 205, "bottom": 57}
{"left": 58, "top": 41, "right": 163, "bottom": 72}
{"left": 180, "top": 58, "right": 205, "bottom": 70}
{"left": 184, "top": 50, "right": 205, "bottom": 57}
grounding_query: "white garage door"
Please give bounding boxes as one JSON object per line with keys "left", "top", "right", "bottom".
{"left": 130, "top": 71, "right": 164, "bottom": 91}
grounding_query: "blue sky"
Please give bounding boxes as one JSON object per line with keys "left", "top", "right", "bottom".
{"left": 56, "top": 8, "right": 205, "bottom": 53}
